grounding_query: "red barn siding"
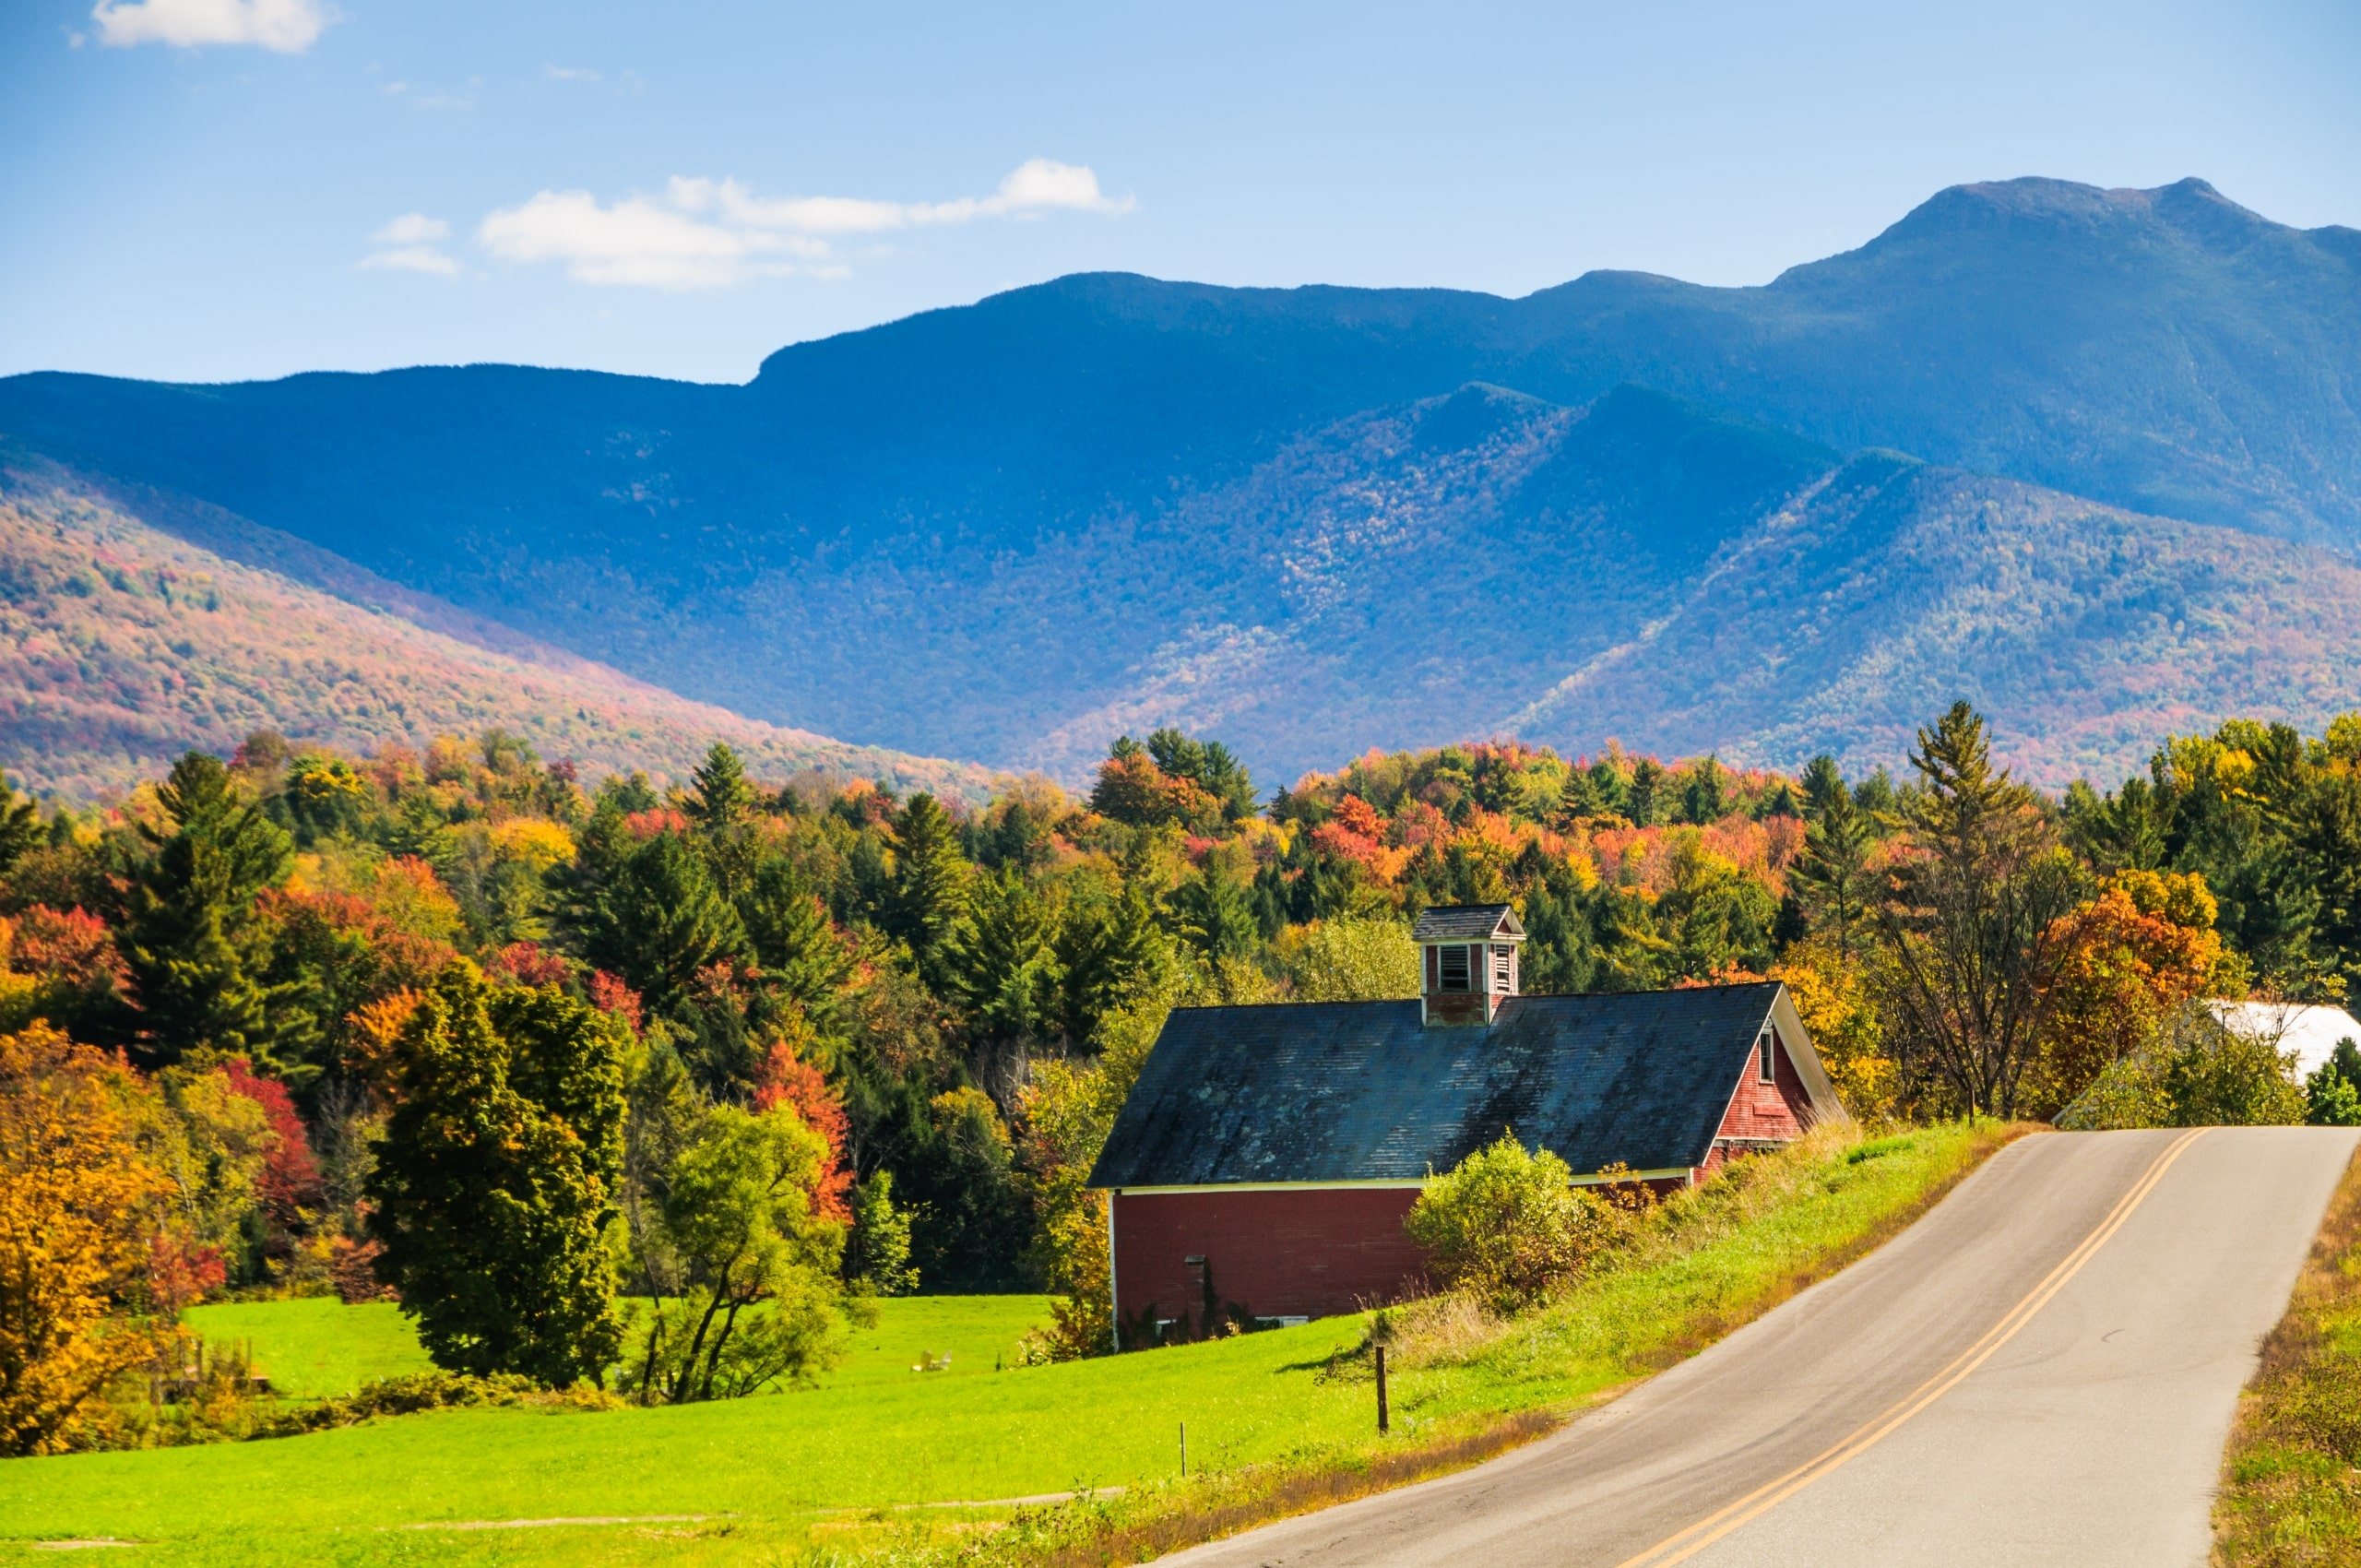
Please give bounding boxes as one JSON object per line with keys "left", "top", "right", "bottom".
{"left": 1111, "top": 1186, "right": 1427, "bottom": 1338}
{"left": 1699, "top": 1031, "right": 1812, "bottom": 1174}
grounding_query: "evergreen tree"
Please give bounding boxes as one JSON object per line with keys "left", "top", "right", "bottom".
{"left": 367, "top": 965, "right": 624, "bottom": 1387}
{"left": 1679, "top": 756, "right": 1727, "bottom": 825}
{"left": 684, "top": 742, "right": 760, "bottom": 897}
{"left": 1170, "top": 868, "right": 1259, "bottom": 962}
{"left": 737, "top": 858, "right": 855, "bottom": 1026}
{"left": 942, "top": 869, "right": 1060, "bottom": 1045}
{"left": 1051, "top": 885, "right": 1165, "bottom": 1046}
{"left": 1799, "top": 754, "right": 1847, "bottom": 821}
{"left": 1877, "top": 702, "right": 2082, "bottom": 1115}
{"left": 1791, "top": 783, "right": 1876, "bottom": 960}
{"left": 117, "top": 753, "right": 296, "bottom": 1070}
{"left": 0, "top": 771, "right": 42, "bottom": 875}
{"left": 685, "top": 742, "right": 756, "bottom": 833}
{"left": 884, "top": 793, "right": 969, "bottom": 979}
{"left": 1520, "top": 868, "right": 1598, "bottom": 993}
{"left": 1626, "top": 757, "right": 1667, "bottom": 826}
{"left": 579, "top": 833, "right": 748, "bottom": 1006}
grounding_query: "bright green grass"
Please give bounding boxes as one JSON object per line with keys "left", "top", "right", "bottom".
{"left": 180, "top": 1295, "right": 1055, "bottom": 1402}
{"left": 0, "top": 1125, "right": 2011, "bottom": 1566}
{"left": 180, "top": 1301, "right": 432, "bottom": 1400}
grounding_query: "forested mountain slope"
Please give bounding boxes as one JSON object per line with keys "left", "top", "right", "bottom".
{"left": 0, "top": 462, "right": 994, "bottom": 799}
{"left": 2, "top": 176, "right": 2355, "bottom": 783}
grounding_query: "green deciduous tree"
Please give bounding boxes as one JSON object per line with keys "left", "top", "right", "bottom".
{"left": 366, "top": 965, "right": 624, "bottom": 1387}
{"left": 625, "top": 1101, "right": 853, "bottom": 1403}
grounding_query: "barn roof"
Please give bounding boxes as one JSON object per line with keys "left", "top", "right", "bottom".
{"left": 1409, "top": 904, "right": 1524, "bottom": 942}
{"left": 1089, "top": 983, "right": 1825, "bottom": 1189}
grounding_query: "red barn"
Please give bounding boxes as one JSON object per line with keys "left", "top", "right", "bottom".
{"left": 1086, "top": 905, "right": 1843, "bottom": 1345}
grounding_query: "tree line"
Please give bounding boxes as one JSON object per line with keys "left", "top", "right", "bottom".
{"left": 6, "top": 703, "right": 2359, "bottom": 1451}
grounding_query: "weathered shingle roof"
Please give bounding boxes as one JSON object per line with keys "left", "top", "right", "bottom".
{"left": 1410, "top": 905, "right": 1524, "bottom": 942}
{"left": 1088, "top": 984, "right": 1795, "bottom": 1188}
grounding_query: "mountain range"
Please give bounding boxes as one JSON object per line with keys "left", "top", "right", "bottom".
{"left": 3, "top": 174, "right": 2358, "bottom": 791}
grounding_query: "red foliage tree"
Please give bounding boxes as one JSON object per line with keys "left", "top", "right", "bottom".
{"left": 218, "top": 1058, "right": 324, "bottom": 1221}
{"left": 485, "top": 942, "right": 573, "bottom": 988}
{"left": 752, "top": 1037, "right": 852, "bottom": 1223}
{"left": 587, "top": 970, "right": 645, "bottom": 1034}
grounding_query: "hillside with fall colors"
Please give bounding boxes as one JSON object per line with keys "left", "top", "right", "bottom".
{"left": 0, "top": 463, "right": 996, "bottom": 801}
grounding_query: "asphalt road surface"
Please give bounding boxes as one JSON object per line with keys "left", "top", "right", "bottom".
{"left": 1163, "top": 1127, "right": 2357, "bottom": 1568}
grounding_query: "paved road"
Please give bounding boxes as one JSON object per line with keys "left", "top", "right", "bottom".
{"left": 1163, "top": 1127, "right": 2356, "bottom": 1568}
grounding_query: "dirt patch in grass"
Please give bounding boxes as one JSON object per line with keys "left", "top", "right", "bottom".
{"left": 2215, "top": 1142, "right": 2361, "bottom": 1567}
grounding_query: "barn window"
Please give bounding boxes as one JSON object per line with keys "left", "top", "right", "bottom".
{"left": 1758, "top": 1028, "right": 1777, "bottom": 1083}
{"left": 1492, "top": 944, "right": 1513, "bottom": 992}
{"left": 1439, "top": 944, "right": 1471, "bottom": 992}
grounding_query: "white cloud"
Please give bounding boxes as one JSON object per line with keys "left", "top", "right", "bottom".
{"left": 545, "top": 63, "right": 600, "bottom": 82}
{"left": 477, "top": 160, "right": 1133, "bottom": 290}
{"left": 371, "top": 213, "right": 449, "bottom": 245}
{"left": 91, "top": 0, "right": 327, "bottom": 53}
{"left": 361, "top": 214, "right": 457, "bottom": 276}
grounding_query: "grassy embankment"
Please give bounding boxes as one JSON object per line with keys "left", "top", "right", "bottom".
{"left": 0, "top": 1121, "right": 2023, "bottom": 1567}
{"left": 2215, "top": 1143, "right": 2361, "bottom": 1565}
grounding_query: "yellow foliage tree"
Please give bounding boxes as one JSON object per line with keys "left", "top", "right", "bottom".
{"left": 1769, "top": 941, "right": 1895, "bottom": 1121}
{"left": 0, "top": 1026, "right": 172, "bottom": 1455}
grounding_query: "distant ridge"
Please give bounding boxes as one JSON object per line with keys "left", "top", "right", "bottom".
{"left": 3, "top": 176, "right": 2357, "bottom": 785}
{"left": 0, "top": 461, "right": 997, "bottom": 801}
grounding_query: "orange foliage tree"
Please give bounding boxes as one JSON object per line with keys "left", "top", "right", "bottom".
{"left": 0, "top": 1026, "right": 172, "bottom": 1455}
{"left": 2031, "top": 870, "right": 2231, "bottom": 1117}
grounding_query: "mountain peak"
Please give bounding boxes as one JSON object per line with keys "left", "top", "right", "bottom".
{"left": 1845, "top": 174, "right": 2280, "bottom": 257}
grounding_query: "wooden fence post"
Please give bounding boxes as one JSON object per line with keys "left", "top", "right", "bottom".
{"left": 1375, "top": 1344, "right": 1390, "bottom": 1434}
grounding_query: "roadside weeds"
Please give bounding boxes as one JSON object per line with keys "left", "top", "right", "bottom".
{"left": 2214, "top": 1139, "right": 2361, "bottom": 1567}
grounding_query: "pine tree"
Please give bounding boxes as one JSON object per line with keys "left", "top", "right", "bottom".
{"left": 685, "top": 742, "right": 755, "bottom": 833}
{"left": 1170, "top": 868, "right": 1259, "bottom": 963}
{"left": 580, "top": 833, "right": 749, "bottom": 1006}
{"left": 1798, "top": 754, "right": 1847, "bottom": 821}
{"left": 1052, "top": 885, "right": 1165, "bottom": 1046}
{"left": 1791, "top": 785, "right": 1875, "bottom": 960}
{"left": 1626, "top": 757, "right": 1667, "bottom": 826}
{"left": 366, "top": 965, "right": 623, "bottom": 1387}
{"left": 885, "top": 794, "right": 969, "bottom": 979}
{"left": 117, "top": 753, "right": 296, "bottom": 1070}
{"left": 943, "top": 868, "right": 1061, "bottom": 1044}
{"left": 738, "top": 858, "right": 855, "bottom": 1025}
{"left": 684, "top": 742, "right": 760, "bottom": 897}
{"left": 0, "top": 772, "right": 40, "bottom": 875}
{"left": 1877, "top": 702, "right": 2081, "bottom": 1116}
{"left": 1679, "top": 756, "right": 1727, "bottom": 825}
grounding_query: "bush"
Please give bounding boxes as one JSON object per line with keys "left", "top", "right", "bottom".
{"left": 2058, "top": 1004, "right": 2306, "bottom": 1129}
{"left": 1405, "top": 1133, "right": 1619, "bottom": 1311}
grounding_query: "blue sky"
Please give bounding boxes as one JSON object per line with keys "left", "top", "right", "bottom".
{"left": 5, "top": 0, "right": 2357, "bottom": 385}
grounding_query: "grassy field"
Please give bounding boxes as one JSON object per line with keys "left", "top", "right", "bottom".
{"left": 2214, "top": 1141, "right": 2361, "bottom": 1565}
{"left": 181, "top": 1296, "right": 1057, "bottom": 1402}
{"left": 0, "top": 1123, "right": 2020, "bottom": 1566}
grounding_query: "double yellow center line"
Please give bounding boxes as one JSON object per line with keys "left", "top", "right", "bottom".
{"left": 1613, "top": 1128, "right": 2208, "bottom": 1568}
